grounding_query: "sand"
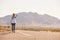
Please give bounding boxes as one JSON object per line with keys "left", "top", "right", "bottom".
{"left": 0, "top": 30, "right": 60, "bottom": 40}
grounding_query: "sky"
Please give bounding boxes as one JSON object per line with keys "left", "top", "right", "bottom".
{"left": 0, "top": 0, "right": 60, "bottom": 19}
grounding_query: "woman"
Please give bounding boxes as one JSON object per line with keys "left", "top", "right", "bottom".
{"left": 11, "top": 13, "right": 17, "bottom": 33}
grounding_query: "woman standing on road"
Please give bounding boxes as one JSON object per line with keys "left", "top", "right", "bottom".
{"left": 11, "top": 13, "right": 17, "bottom": 33}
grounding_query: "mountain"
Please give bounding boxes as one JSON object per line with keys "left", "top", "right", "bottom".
{"left": 0, "top": 12, "right": 60, "bottom": 27}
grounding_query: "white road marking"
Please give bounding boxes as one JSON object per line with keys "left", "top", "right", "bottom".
{"left": 16, "top": 30, "right": 32, "bottom": 37}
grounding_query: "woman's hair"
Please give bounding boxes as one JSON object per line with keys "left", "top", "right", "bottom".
{"left": 12, "top": 13, "right": 16, "bottom": 19}
{"left": 13, "top": 13, "right": 15, "bottom": 16}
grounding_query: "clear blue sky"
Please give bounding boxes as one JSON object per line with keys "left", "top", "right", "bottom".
{"left": 0, "top": 0, "right": 60, "bottom": 19}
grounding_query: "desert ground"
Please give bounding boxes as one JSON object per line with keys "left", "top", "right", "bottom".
{"left": 0, "top": 30, "right": 60, "bottom": 40}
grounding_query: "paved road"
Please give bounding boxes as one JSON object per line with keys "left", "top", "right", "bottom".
{"left": 0, "top": 30, "right": 60, "bottom": 40}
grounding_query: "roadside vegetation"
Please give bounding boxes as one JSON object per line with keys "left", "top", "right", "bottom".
{"left": 0, "top": 26, "right": 60, "bottom": 32}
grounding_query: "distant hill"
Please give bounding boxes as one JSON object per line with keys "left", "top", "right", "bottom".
{"left": 0, "top": 12, "right": 60, "bottom": 27}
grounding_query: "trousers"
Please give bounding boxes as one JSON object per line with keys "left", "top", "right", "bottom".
{"left": 11, "top": 23, "right": 16, "bottom": 32}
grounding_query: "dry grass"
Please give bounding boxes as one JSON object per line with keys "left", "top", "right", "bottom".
{"left": 16, "top": 27, "right": 60, "bottom": 32}
{"left": 0, "top": 26, "right": 60, "bottom": 32}
{"left": 0, "top": 26, "right": 11, "bottom": 32}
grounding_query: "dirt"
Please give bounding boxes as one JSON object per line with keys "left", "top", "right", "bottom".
{"left": 0, "top": 30, "right": 60, "bottom": 40}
